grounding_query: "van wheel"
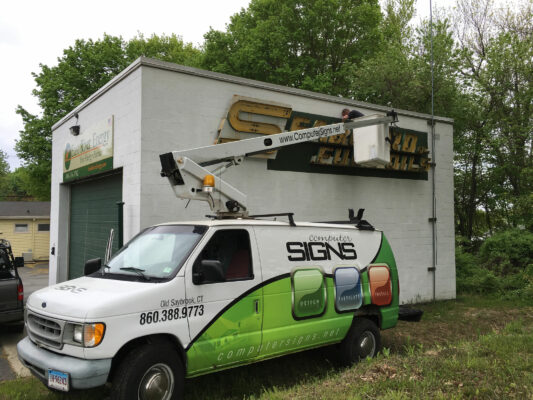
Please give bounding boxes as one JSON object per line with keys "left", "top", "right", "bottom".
{"left": 111, "top": 342, "right": 184, "bottom": 400}
{"left": 338, "top": 318, "right": 381, "bottom": 366}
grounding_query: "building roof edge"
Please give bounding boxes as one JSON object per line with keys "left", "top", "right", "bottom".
{"left": 52, "top": 56, "right": 453, "bottom": 131}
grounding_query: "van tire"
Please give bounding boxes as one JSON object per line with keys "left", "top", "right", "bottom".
{"left": 111, "top": 342, "right": 184, "bottom": 400}
{"left": 338, "top": 318, "right": 381, "bottom": 366}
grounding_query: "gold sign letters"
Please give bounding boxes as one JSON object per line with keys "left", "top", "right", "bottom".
{"left": 217, "top": 97, "right": 430, "bottom": 173}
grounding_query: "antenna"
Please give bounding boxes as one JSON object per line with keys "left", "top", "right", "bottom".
{"left": 429, "top": 0, "right": 437, "bottom": 302}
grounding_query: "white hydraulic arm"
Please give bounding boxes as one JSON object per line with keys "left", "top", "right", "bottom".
{"left": 160, "top": 112, "right": 397, "bottom": 216}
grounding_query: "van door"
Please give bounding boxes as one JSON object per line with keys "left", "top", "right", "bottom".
{"left": 184, "top": 227, "right": 263, "bottom": 374}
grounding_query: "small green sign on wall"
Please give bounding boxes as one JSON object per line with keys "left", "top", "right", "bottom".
{"left": 63, "top": 116, "right": 114, "bottom": 182}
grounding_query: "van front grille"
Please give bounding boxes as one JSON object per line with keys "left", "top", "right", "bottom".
{"left": 27, "top": 312, "right": 65, "bottom": 349}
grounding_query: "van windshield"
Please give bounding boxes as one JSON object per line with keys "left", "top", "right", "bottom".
{"left": 105, "top": 225, "right": 206, "bottom": 281}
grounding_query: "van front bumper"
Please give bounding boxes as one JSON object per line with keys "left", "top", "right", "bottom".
{"left": 17, "top": 337, "right": 112, "bottom": 390}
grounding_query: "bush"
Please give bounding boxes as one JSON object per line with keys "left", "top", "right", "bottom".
{"left": 458, "top": 267, "right": 501, "bottom": 295}
{"left": 502, "top": 264, "right": 533, "bottom": 300}
{"left": 479, "top": 229, "right": 533, "bottom": 274}
{"left": 456, "top": 230, "right": 533, "bottom": 298}
{"left": 455, "top": 242, "right": 477, "bottom": 275}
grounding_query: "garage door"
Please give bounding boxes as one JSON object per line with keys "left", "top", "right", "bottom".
{"left": 69, "top": 172, "right": 122, "bottom": 279}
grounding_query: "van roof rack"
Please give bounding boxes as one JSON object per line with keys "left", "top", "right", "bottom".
{"left": 316, "top": 208, "right": 375, "bottom": 231}
{"left": 205, "top": 212, "right": 296, "bottom": 226}
{"left": 248, "top": 213, "right": 296, "bottom": 227}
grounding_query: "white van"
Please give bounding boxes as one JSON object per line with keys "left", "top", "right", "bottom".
{"left": 17, "top": 217, "right": 399, "bottom": 399}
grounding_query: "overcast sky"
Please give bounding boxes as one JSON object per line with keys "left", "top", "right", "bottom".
{"left": 0, "top": 0, "right": 445, "bottom": 171}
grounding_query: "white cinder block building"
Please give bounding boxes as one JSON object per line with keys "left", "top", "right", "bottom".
{"left": 49, "top": 57, "right": 455, "bottom": 303}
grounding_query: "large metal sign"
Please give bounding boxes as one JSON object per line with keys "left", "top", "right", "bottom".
{"left": 217, "top": 96, "right": 430, "bottom": 179}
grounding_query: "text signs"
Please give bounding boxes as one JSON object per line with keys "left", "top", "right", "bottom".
{"left": 63, "top": 116, "right": 114, "bottom": 182}
{"left": 217, "top": 97, "right": 430, "bottom": 179}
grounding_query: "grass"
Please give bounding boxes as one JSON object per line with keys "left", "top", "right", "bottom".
{"left": 1, "top": 294, "right": 532, "bottom": 400}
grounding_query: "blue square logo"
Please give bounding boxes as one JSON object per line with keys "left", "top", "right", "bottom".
{"left": 334, "top": 267, "right": 363, "bottom": 312}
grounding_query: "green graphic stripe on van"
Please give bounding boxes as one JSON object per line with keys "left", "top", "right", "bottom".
{"left": 185, "top": 274, "right": 290, "bottom": 351}
{"left": 186, "top": 275, "right": 353, "bottom": 376}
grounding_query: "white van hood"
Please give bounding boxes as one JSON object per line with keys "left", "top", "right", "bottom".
{"left": 27, "top": 276, "right": 180, "bottom": 320}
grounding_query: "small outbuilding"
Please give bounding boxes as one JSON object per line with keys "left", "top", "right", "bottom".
{"left": 0, "top": 201, "right": 51, "bottom": 262}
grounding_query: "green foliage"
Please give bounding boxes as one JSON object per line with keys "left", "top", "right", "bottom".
{"left": 458, "top": 267, "right": 501, "bottom": 295}
{"left": 0, "top": 151, "right": 32, "bottom": 200}
{"left": 126, "top": 33, "right": 203, "bottom": 66}
{"left": 0, "top": 149, "right": 9, "bottom": 176}
{"left": 479, "top": 228, "right": 533, "bottom": 274}
{"left": 203, "top": 0, "right": 383, "bottom": 96}
{"left": 0, "top": 168, "right": 32, "bottom": 201}
{"left": 352, "top": 9, "right": 464, "bottom": 118}
{"left": 452, "top": 0, "right": 533, "bottom": 237}
{"left": 456, "top": 228, "right": 533, "bottom": 299}
{"left": 15, "top": 108, "right": 54, "bottom": 200}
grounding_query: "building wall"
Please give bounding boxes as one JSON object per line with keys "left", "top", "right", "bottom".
{"left": 0, "top": 218, "right": 50, "bottom": 261}
{"left": 49, "top": 59, "right": 455, "bottom": 303}
{"left": 49, "top": 67, "right": 143, "bottom": 284}
{"left": 139, "top": 65, "right": 456, "bottom": 303}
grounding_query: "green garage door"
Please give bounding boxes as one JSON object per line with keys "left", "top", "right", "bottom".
{"left": 69, "top": 172, "right": 122, "bottom": 279}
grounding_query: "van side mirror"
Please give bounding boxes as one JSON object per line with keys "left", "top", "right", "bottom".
{"left": 14, "top": 257, "right": 24, "bottom": 268}
{"left": 193, "top": 260, "right": 224, "bottom": 284}
{"left": 84, "top": 258, "right": 102, "bottom": 276}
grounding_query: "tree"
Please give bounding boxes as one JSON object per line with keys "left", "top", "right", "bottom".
{"left": 0, "top": 168, "right": 32, "bottom": 201}
{"left": 202, "top": 0, "right": 383, "bottom": 96}
{"left": 0, "top": 150, "right": 32, "bottom": 200}
{"left": 0, "top": 149, "right": 9, "bottom": 176}
{"left": 453, "top": 0, "right": 533, "bottom": 234}
{"left": 126, "top": 33, "right": 202, "bottom": 66}
{"left": 15, "top": 34, "right": 202, "bottom": 200}
{"left": 351, "top": 0, "right": 466, "bottom": 117}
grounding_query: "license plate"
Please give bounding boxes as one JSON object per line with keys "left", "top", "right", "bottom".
{"left": 48, "top": 369, "right": 69, "bottom": 391}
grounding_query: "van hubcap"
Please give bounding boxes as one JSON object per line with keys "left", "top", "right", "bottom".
{"left": 358, "top": 331, "right": 376, "bottom": 358}
{"left": 139, "top": 363, "right": 174, "bottom": 400}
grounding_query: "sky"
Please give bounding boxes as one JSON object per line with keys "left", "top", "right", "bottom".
{"left": 0, "top": 0, "right": 449, "bottom": 171}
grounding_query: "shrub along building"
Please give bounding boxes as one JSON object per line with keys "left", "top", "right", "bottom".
{"left": 0, "top": 201, "right": 51, "bottom": 262}
{"left": 49, "top": 57, "right": 455, "bottom": 303}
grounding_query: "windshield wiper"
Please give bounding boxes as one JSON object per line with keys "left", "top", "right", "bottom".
{"left": 119, "top": 267, "right": 150, "bottom": 281}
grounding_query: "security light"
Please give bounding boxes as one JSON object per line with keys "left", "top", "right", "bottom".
{"left": 69, "top": 125, "right": 80, "bottom": 136}
{"left": 70, "top": 113, "right": 80, "bottom": 136}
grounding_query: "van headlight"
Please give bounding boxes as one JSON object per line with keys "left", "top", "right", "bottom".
{"left": 66, "top": 323, "right": 106, "bottom": 347}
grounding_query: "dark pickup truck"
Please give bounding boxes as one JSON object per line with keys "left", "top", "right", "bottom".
{"left": 0, "top": 239, "right": 24, "bottom": 329}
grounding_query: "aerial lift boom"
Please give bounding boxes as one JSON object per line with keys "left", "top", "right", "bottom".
{"left": 160, "top": 112, "right": 398, "bottom": 216}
